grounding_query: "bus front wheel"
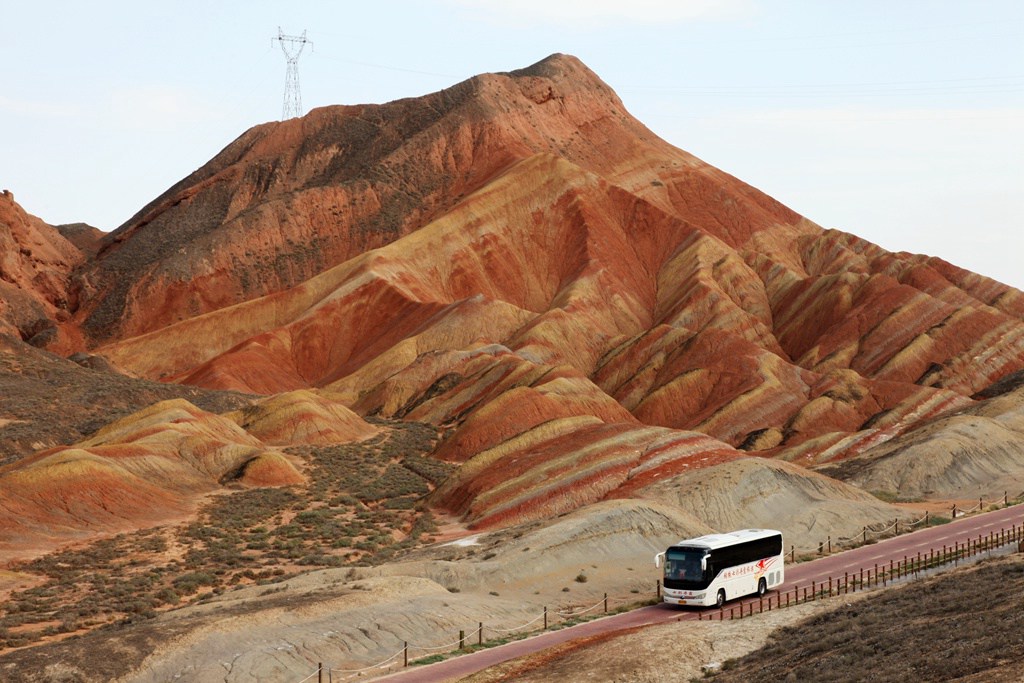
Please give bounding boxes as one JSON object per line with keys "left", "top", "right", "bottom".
{"left": 716, "top": 590, "right": 726, "bottom": 608}
{"left": 757, "top": 578, "right": 767, "bottom": 597}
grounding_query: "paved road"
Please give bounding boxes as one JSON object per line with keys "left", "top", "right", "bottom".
{"left": 370, "top": 504, "right": 1024, "bottom": 682}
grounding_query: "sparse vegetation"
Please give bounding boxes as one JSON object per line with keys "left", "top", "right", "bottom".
{"left": 711, "top": 555, "right": 1024, "bottom": 683}
{"left": 869, "top": 490, "right": 935, "bottom": 505}
{"left": 0, "top": 420, "right": 452, "bottom": 651}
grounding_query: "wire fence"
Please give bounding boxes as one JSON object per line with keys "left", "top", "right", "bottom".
{"left": 294, "top": 497, "right": 1020, "bottom": 682}
{"left": 296, "top": 591, "right": 653, "bottom": 682}
{"left": 696, "top": 517, "right": 1024, "bottom": 623}
{"left": 787, "top": 491, "right": 1013, "bottom": 559}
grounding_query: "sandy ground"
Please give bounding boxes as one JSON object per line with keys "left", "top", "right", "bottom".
{"left": 0, "top": 474, "right": 943, "bottom": 683}
{"left": 458, "top": 598, "right": 857, "bottom": 683}
{"left": 2, "top": 451, "right": 1009, "bottom": 683}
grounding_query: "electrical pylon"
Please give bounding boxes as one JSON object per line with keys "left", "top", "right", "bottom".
{"left": 272, "top": 27, "right": 312, "bottom": 120}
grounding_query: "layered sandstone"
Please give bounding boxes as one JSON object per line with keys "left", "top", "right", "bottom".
{"left": 0, "top": 191, "right": 83, "bottom": 350}
{"left": 2, "top": 53, "right": 1024, "bottom": 549}
{"left": 0, "top": 397, "right": 312, "bottom": 554}
{"left": 68, "top": 55, "right": 1024, "bottom": 532}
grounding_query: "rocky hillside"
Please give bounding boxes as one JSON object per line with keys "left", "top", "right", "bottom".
{"left": 0, "top": 191, "right": 83, "bottom": 351}
{"left": 2, "top": 54, "right": 1024, "bottom": 540}
{"left": 80, "top": 55, "right": 1024, "bottom": 527}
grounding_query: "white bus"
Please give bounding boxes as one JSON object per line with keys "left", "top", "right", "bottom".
{"left": 655, "top": 529, "right": 784, "bottom": 608}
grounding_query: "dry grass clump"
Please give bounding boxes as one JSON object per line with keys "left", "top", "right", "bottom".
{"left": 0, "top": 419, "right": 451, "bottom": 652}
{"left": 712, "top": 554, "right": 1024, "bottom": 683}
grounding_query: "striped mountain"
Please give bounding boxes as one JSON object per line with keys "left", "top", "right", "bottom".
{"left": 2, "top": 53, "right": 1023, "bottom": 541}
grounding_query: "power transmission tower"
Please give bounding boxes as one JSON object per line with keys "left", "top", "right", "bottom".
{"left": 272, "top": 27, "right": 312, "bottom": 120}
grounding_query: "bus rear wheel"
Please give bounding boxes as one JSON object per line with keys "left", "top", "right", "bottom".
{"left": 716, "top": 589, "right": 726, "bottom": 608}
{"left": 757, "top": 578, "right": 767, "bottom": 597}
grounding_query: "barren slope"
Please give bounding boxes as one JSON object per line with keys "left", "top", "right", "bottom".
{"left": 3, "top": 53, "right": 1014, "bottom": 548}
{"left": 819, "top": 385, "right": 1024, "bottom": 500}
{"left": 0, "top": 191, "right": 83, "bottom": 351}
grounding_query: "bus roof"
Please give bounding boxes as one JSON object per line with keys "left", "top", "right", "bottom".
{"left": 669, "top": 528, "right": 782, "bottom": 551}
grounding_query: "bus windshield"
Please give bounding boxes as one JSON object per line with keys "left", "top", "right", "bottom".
{"left": 664, "top": 547, "right": 708, "bottom": 588}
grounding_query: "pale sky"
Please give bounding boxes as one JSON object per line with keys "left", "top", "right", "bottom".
{"left": 3, "top": 1, "right": 1022, "bottom": 289}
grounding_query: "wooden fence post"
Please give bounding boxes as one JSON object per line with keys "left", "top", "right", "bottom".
{"left": 544, "top": 606, "right": 548, "bottom": 630}
{"left": 404, "top": 642, "right": 408, "bottom": 667}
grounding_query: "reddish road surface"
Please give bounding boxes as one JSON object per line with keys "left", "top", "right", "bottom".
{"left": 372, "top": 504, "right": 1024, "bottom": 682}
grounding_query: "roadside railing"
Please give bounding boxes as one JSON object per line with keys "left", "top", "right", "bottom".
{"left": 699, "top": 517, "right": 1024, "bottom": 622}
{"left": 291, "top": 591, "right": 658, "bottom": 682}
{"left": 787, "top": 492, "right": 1014, "bottom": 561}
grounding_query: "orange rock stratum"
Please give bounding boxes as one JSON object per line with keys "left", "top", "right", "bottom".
{"left": 3, "top": 53, "right": 1024, "bottom": 543}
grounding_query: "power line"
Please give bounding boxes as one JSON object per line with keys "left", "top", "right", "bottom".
{"left": 312, "top": 51, "right": 456, "bottom": 79}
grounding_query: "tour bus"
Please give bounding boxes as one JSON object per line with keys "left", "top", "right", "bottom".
{"left": 655, "top": 529, "right": 784, "bottom": 608}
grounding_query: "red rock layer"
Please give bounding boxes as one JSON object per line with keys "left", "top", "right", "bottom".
{"left": 0, "top": 190, "right": 84, "bottom": 351}
{"left": 71, "top": 54, "right": 804, "bottom": 346}
{"left": 7, "top": 55, "right": 1021, "bottom": 535}
{"left": 432, "top": 421, "right": 739, "bottom": 529}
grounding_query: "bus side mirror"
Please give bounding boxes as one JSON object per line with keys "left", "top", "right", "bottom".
{"left": 654, "top": 552, "right": 664, "bottom": 568}
{"left": 701, "top": 556, "right": 707, "bottom": 572}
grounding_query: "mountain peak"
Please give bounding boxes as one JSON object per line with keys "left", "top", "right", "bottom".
{"left": 507, "top": 52, "right": 599, "bottom": 82}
